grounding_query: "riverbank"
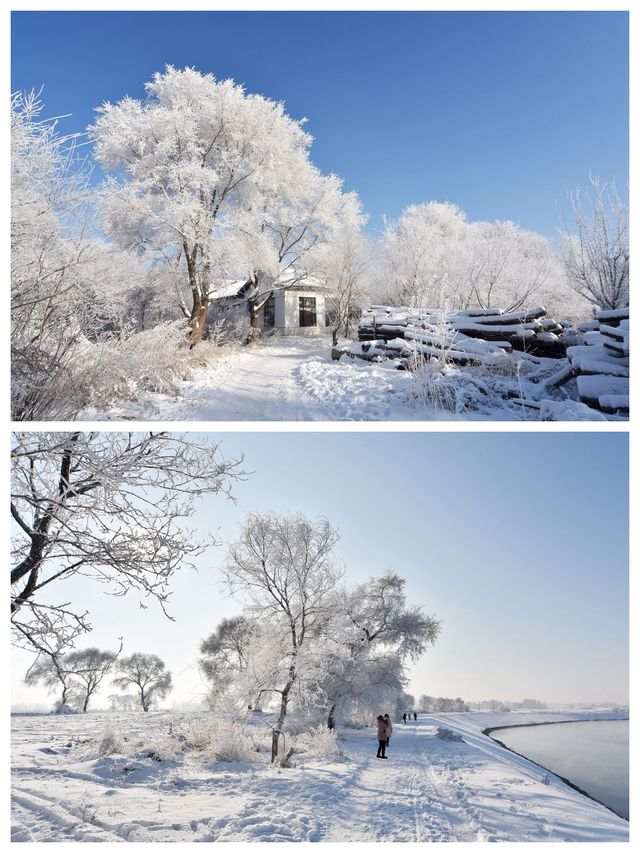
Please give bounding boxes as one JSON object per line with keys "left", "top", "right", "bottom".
{"left": 484, "top": 717, "right": 628, "bottom": 820}
{"left": 11, "top": 709, "right": 629, "bottom": 842}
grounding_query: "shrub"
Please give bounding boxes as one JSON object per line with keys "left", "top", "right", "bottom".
{"left": 97, "top": 727, "right": 127, "bottom": 756}
{"left": 293, "top": 725, "right": 343, "bottom": 758}
{"left": 175, "top": 716, "right": 258, "bottom": 764}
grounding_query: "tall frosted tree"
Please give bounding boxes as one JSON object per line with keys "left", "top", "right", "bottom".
{"left": 91, "top": 66, "right": 362, "bottom": 345}
{"left": 224, "top": 512, "right": 343, "bottom": 762}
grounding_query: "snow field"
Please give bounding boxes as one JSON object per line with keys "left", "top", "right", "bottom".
{"left": 11, "top": 710, "right": 628, "bottom": 842}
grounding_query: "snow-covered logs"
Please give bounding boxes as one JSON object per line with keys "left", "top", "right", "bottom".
{"left": 356, "top": 305, "right": 566, "bottom": 360}
{"left": 567, "top": 308, "right": 629, "bottom": 415}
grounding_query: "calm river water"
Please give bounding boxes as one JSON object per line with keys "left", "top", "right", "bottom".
{"left": 490, "top": 719, "right": 628, "bottom": 820}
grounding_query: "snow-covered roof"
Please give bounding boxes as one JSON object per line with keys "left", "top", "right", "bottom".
{"left": 212, "top": 279, "right": 252, "bottom": 299}
{"left": 211, "top": 272, "right": 329, "bottom": 301}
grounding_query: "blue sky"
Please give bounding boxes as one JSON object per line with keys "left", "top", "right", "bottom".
{"left": 12, "top": 432, "right": 629, "bottom": 708}
{"left": 11, "top": 10, "right": 628, "bottom": 238}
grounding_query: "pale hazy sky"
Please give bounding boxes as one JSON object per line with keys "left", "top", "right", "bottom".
{"left": 12, "top": 431, "right": 629, "bottom": 709}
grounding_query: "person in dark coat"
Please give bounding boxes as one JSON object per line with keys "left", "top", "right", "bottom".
{"left": 413, "top": 712, "right": 417, "bottom": 722}
{"left": 383, "top": 713, "right": 393, "bottom": 747}
{"left": 402, "top": 712, "right": 407, "bottom": 724}
{"left": 376, "top": 715, "right": 388, "bottom": 758}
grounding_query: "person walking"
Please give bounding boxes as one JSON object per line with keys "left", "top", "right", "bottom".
{"left": 402, "top": 712, "right": 407, "bottom": 724}
{"left": 383, "top": 713, "right": 393, "bottom": 748}
{"left": 413, "top": 712, "right": 417, "bottom": 722}
{"left": 376, "top": 715, "right": 388, "bottom": 758}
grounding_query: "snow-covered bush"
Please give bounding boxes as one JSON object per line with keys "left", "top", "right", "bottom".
{"left": 38, "top": 320, "right": 226, "bottom": 416}
{"left": 175, "top": 716, "right": 259, "bottom": 764}
{"left": 293, "top": 725, "right": 343, "bottom": 759}
{"left": 97, "top": 727, "right": 127, "bottom": 756}
{"left": 435, "top": 726, "right": 464, "bottom": 742}
{"left": 205, "top": 303, "right": 251, "bottom": 346}
{"left": 53, "top": 702, "right": 80, "bottom": 715}
{"left": 410, "top": 358, "right": 460, "bottom": 412}
{"left": 207, "top": 725, "right": 258, "bottom": 764}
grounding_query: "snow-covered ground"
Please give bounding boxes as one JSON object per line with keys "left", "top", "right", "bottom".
{"left": 11, "top": 709, "right": 628, "bottom": 842}
{"left": 78, "top": 336, "right": 423, "bottom": 422}
{"left": 78, "top": 335, "right": 599, "bottom": 422}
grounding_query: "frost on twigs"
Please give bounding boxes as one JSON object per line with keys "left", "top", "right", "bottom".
{"left": 11, "top": 432, "right": 244, "bottom": 658}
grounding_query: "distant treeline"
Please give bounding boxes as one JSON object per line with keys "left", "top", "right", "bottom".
{"left": 418, "top": 696, "right": 549, "bottom": 713}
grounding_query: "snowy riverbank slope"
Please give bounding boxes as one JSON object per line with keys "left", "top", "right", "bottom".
{"left": 11, "top": 709, "right": 628, "bottom": 842}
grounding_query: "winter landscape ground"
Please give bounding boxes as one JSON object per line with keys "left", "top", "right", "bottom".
{"left": 76, "top": 335, "right": 609, "bottom": 422}
{"left": 11, "top": 710, "right": 628, "bottom": 843}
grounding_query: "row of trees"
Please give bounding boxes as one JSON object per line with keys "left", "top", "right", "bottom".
{"left": 418, "top": 695, "right": 470, "bottom": 713}
{"left": 11, "top": 68, "right": 629, "bottom": 419}
{"left": 25, "top": 648, "right": 172, "bottom": 714}
{"left": 372, "top": 182, "right": 628, "bottom": 317}
{"left": 198, "top": 513, "right": 440, "bottom": 761}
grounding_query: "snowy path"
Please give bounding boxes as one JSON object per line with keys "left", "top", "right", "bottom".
{"left": 11, "top": 711, "right": 629, "bottom": 842}
{"left": 79, "top": 336, "right": 429, "bottom": 422}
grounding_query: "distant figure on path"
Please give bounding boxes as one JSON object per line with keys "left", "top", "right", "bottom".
{"left": 383, "top": 713, "right": 392, "bottom": 747}
{"left": 376, "top": 715, "right": 388, "bottom": 758}
{"left": 402, "top": 712, "right": 407, "bottom": 724}
{"left": 413, "top": 712, "right": 417, "bottom": 722}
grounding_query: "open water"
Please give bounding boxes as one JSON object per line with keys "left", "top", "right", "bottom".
{"left": 490, "top": 719, "right": 628, "bottom": 820}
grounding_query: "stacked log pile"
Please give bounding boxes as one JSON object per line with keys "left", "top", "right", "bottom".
{"left": 565, "top": 308, "right": 629, "bottom": 415}
{"left": 357, "top": 305, "right": 566, "bottom": 359}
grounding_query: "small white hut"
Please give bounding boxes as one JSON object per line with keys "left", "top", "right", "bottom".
{"left": 211, "top": 274, "right": 330, "bottom": 335}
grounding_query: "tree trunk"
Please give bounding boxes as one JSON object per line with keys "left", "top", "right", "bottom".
{"left": 82, "top": 693, "right": 90, "bottom": 713}
{"left": 190, "top": 297, "right": 210, "bottom": 348}
{"left": 327, "top": 703, "right": 336, "bottom": 730}
{"left": 271, "top": 675, "right": 296, "bottom": 763}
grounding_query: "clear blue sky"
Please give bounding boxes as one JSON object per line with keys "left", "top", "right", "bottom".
{"left": 11, "top": 10, "right": 628, "bottom": 237}
{"left": 12, "top": 432, "right": 629, "bottom": 709}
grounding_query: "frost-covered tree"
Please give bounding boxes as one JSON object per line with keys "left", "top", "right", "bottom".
{"left": 560, "top": 175, "right": 629, "bottom": 310}
{"left": 394, "top": 692, "right": 416, "bottom": 719}
{"left": 346, "top": 571, "right": 441, "bottom": 659}
{"left": 374, "top": 202, "right": 569, "bottom": 316}
{"left": 318, "top": 225, "right": 370, "bottom": 345}
{"left": 11, "top": 90, "right": 97, "bottom": 420}
{"left": 462, "top": 220, "right": 554, "bottom": 312}
{"left": 224, "top": 512, "right": 343, "bottom": 762}
{"left": 239, "top": 170, "right": 365, "bottom": 336}
{"left": 11, "top": 432, "right": 244, "bottom": 654}
{"left": 91, "top": 65, "right": 360, "bottom": 345}
{"left": 319, "top": 570, "right": 440, "bottom": 727}
{"left": 375, "top": 202, "right": 468, "bottom": 307}
{"left": 24, "top": 647, "right": 77, "bottom": 709}
{"left": 113, "top": 653, "right": 173, "bottom": 711}
{"left": 64, "top": 645, "right": 121, "bottom": 712}
{"left": 199, "top": 616, "right": 259, "bottom": 701}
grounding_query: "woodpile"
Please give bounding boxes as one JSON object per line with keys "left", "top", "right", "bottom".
{"left": 566, "top": 308, "right": 629, "bottom": 415}
{"left": 357, "top": 305, "right": 567, "bottom": 360}
{"left": 333, "top": 303, "right": 629, "bottom": 420}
